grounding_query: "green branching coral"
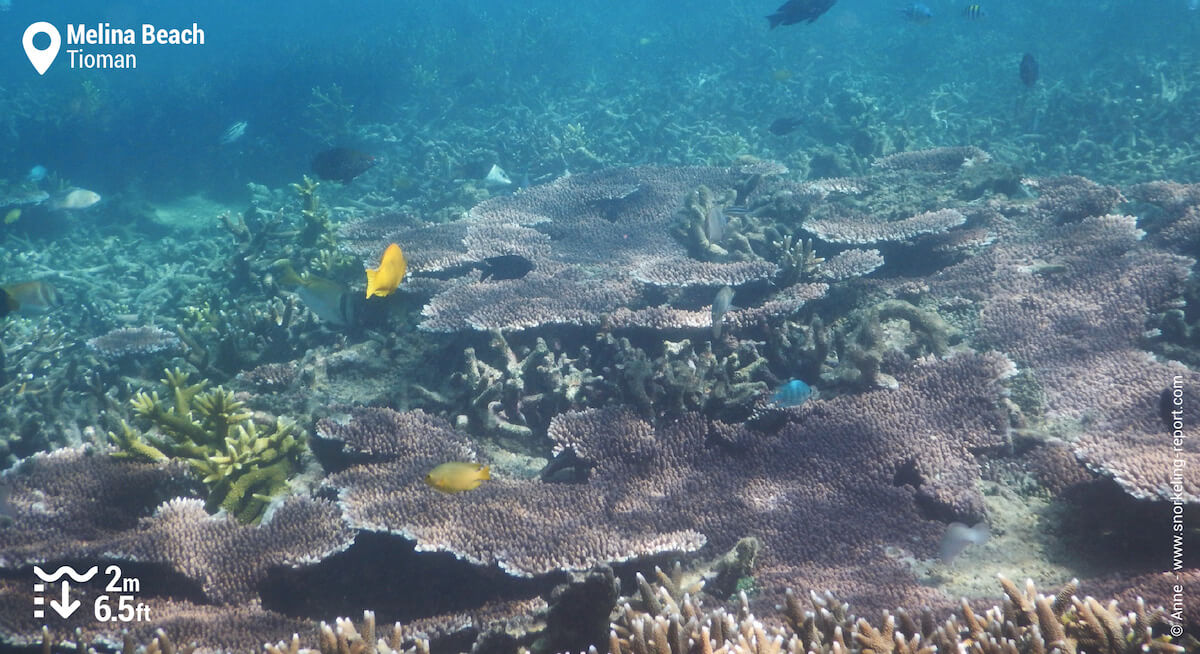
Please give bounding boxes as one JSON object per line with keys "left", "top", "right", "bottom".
{"left": 109, "top": 368, "right": 307, "bottom": 523}
{"left": 292, "top": 175, "right": 335, "bottom": 253}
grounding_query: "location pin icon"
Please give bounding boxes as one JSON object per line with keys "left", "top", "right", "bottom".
{"left": 23, "top": 22, "right": 61, "bottom": 75}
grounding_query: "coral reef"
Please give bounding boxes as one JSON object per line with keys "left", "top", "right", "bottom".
{"left": 109, "top": 368, "right": 309, "bottom": 523}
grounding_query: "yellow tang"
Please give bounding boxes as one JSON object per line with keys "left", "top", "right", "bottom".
{"left": 3, "top": 209, "right": 19, "bottom": 224}
{"left": 425, "top": 462, "right": 490, "bottom": 493}
{"left": 365, "top": 242, "right": 406, "bottom": 298}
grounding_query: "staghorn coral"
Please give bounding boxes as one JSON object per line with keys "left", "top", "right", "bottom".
{"left": 109, "top": 368, "right": 309, "bottom": 523}
{"left": 603, "top": 572, "right": 1186, "bottom": 654}
{"left": 582, "top": 333, "right": 775, "bottom": 421}
{"left": 436, "top": 330, "right": 600, "bottom": 447}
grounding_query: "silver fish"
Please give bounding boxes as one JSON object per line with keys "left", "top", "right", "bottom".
{"left": 50, "top": 188, "right": 100, "bottom": 210}
{"left": 939, "top": 521, "right": 990, "bottom": 564}
{"left": 220, "top": 120, "right": 247, "bottom": 145}
{"left": 704, "top": 205, "right": 727, "bottom": 243}
{"left": 712, "top": 285, "right": 734, "bottom": 339}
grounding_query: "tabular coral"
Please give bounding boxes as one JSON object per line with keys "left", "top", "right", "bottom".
{"left": 86, "top": 325, "right": 182, "bottom": 359}
{"left": 319, "top": 407, "right": 707, "bottom": 576}
{"left": 804, "top": 207, "right": 966, "bottom": 245}
{"left": 872, "top": 146, "right": 991, "bottom": 172}
{"left": 109, "top": 368, "right": 309, "bottom": 523}
{"left": 927, "top": 205, "right": 1198, "bottom": 503}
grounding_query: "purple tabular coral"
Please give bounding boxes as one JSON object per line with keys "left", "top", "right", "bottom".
{"left": 86, "top": 325, "right": 182, "bottom": 359}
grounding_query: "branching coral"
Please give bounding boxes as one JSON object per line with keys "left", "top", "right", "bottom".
{"left": 583, "top": 333, "right": 775, "bottom": 421}
{"left": 433, "top": 330, "right": 601, "bottom": 449}
{"left": 606, "top": 573, "right": 1185, "bottom": 654}
{"left": 109, "top": 368, "right": 308, "bottom": 523}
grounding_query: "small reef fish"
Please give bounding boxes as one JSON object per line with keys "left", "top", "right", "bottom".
{"left": 770, "top": 379, "right": 815, "bottom": 408}
{"left": 311, "top": 147, "right": 377, "bottom": 183}
{"left": 963, "top": 4, "right": 985, "bottom": 19}
{"left": 27, "top": 165, "right": 47, "bottom": 183}
{"left": 425, "top": 462, "right": 491, "bottom": 493}
{"left": 899, "top": 3, "right": 933, "bottom": 22}
{"left": 1019, "top": 53, "right": 1039, "bottom": 87}
{"left": 50, "top": 188, "right": 101, "bottom": 211}
{"left": 712, "top": 285, "right": 734, "bottom": 339}
{"left": 365, "top": 243, "right": 407, "bottom": 298}
{"left": 769, "top": 117, "right": 804, "bottom": 136}
{"left": 220, "top": 120, "right": 248, "bottom": 145}
{"left": 0, "top": 281, "right": 61, "bottom": 318}
{"left": 939, "top": 521, "right": 990, "bottom": 564}
{"left": 704, "top": 205, "right": 727, "bottom": 243}
{"left": 480, "top": 254, "right": 534, "bottom": 281}
{"left": 4, "top": 209, "right": 20, "bottom": 224}
{"left": 274, "top": 260, "right": 356, "bottom": 327}
{"left": 767, "top": 0, "right": 838, "bottom": 28}
{"left": 484, "top": 164, "right": 512, "bottom": 188}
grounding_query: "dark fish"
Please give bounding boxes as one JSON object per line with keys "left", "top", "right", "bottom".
{"left": 767, "top": 0, "right": 838, "bottom": 28}
{"left": 769, "top": 117, "right": 804, "bottom": 135}
{"left": 311, "top": 147, "right": 377, "bottom": 183}
{"left": 963, "top": 4, "right": 985, "bottom": 19}
{"left": 480, "top": 255, "right": 535, "bottom": 281}
{"left": 899, "top": 3, "right": 933, "bottom": 22}
{"left": 1020, "top": 53, "right": 1039, "bottom": 87}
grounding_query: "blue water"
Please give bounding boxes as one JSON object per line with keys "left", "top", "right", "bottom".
{"left": 2, "top": 0, "right": 1197, "bottom": 204}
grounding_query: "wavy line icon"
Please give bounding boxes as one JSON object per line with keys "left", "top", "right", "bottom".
{"left": 33, "top": 565, "right": 98, "bottom": 583}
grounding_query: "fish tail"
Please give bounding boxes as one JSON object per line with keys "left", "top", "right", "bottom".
{"left": 365, "top": 268, "right": 380, "bottom": 298}
{"left": 271, "top": 259, "right": 303, "bottom": 287}
{"left": 766, "top": 13, "right": 784, "bottom": 29}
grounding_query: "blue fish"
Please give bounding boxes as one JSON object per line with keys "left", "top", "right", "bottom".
{"left": 899, "top": 3, "right": 933, "bottom": 22}
{"left": 27, "top": 165, "right": 47, "bottom": 183}
{"left": 771, "top": 379, "right": 815, "bottom": 408}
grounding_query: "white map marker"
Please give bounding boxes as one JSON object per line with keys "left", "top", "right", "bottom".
{"left": 23, "top": 22, "right": 61, "bottom": 75}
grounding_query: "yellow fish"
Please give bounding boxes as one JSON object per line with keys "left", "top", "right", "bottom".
{"left": 365, "top": 242, "right": 406, "bottom": 298}
{"left": 4, "top": 209, "right": 20, "bottom": 224}
{"left": 425, "top": 462, "right": 490, "bottom": 493}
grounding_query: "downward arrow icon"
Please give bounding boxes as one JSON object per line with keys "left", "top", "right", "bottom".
{"left": 49, "top": 581, "right": 79, "bottom": 619}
